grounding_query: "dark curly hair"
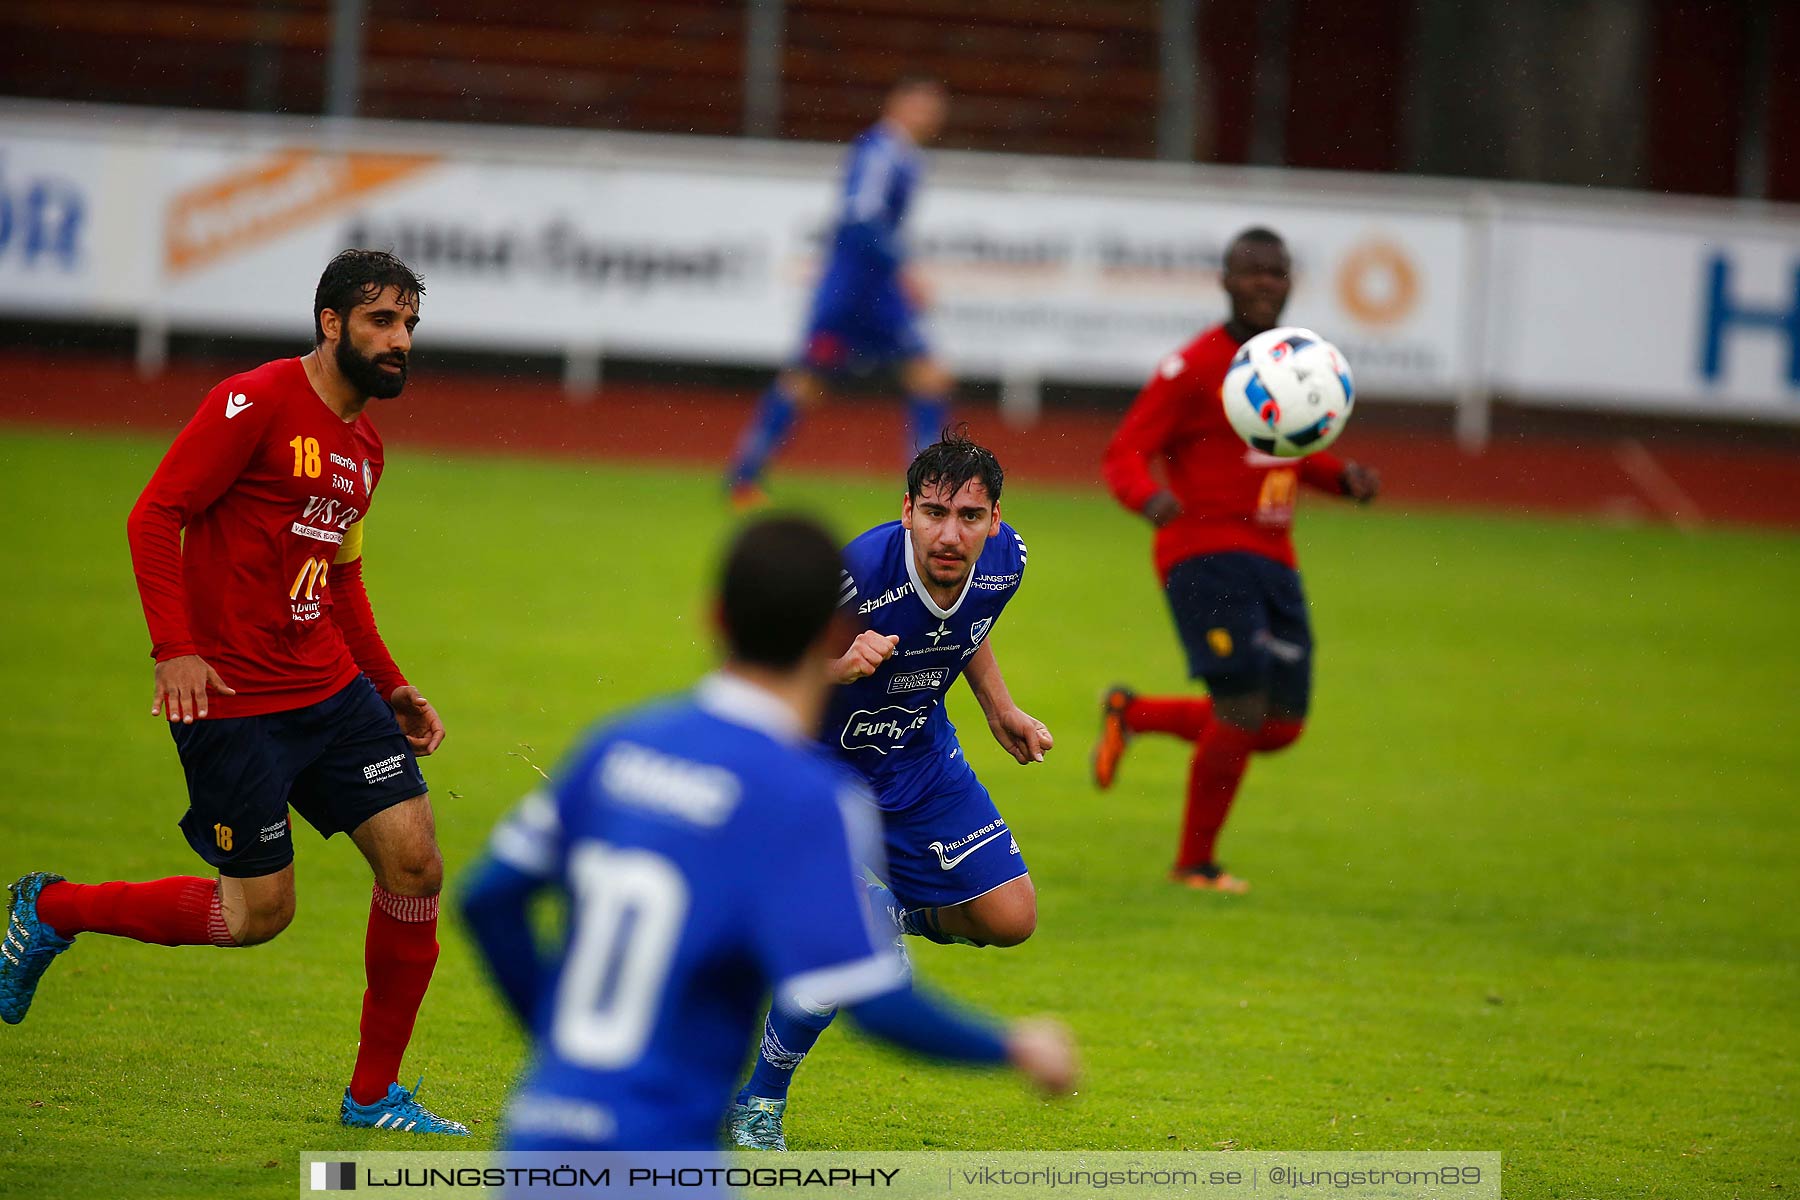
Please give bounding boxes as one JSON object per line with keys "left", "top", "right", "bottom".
{"left": 906, "top": 424, "right": 1004, "bottom": 506}
{"left": 313, "top": 249, "right": 425, "bottom": 344}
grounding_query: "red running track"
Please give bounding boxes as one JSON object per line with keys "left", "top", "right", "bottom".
{"left": 0, "top": 351, "right": 1795, "bottom": 530}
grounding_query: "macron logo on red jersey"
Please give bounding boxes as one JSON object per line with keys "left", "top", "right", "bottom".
{"left": 224, "top": 392, "right": 252, "bottom": 419}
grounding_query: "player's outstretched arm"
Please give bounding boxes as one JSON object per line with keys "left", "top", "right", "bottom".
{"left": 844, "top": 987, "right": 1078, "bottom": 1095}
{"left": 1103, "top": 358, "right": 1190, "bottom": 517}
{"left": 1298, "top": 452, "right": 1380, "bottom": 504}
{"left": 964, "top": 641, "right": 1053, "bottom": 764}
{"left": 458, "top": 853, "right": 550, "bottom": 1025}
{"left": 1339, "top": 460, "right": 1381, "bottom": 503}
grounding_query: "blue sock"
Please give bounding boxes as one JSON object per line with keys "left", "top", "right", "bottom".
{"left": 729, "top": 384, "right": 800, "bottom": 487}
{"left": 869, "top": 880, "right": 976, "bottom": 947}
{"left": 905, "top": 393, "right": 950, "bottom": 458}
{"left": 899, "top": 904, "right": 979, "bottom": 946}
{"left": 738, "top": 1006, "right": 836, "bottom": 1103}
{"left": 864, "top": 881, "right": 906, "bottom": 937}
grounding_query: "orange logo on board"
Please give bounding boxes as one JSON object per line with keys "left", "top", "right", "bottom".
{"left": 165, "top": 149, "right": 436, "bottom": 275}
{"left": 1207, "top": 628, "right": 1234, "bottom": 658}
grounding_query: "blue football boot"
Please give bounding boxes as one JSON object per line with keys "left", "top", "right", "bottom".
{"left": 340, "top": 1074, "right": 470, "bottom": 1135}
{"left": 2, "top": 872, "right": 74, "bottom": 1025}
{"left": 726, "top": 1096, "right": 788, "bottom": 1151}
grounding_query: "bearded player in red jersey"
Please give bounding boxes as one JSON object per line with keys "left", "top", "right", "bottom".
{"left": 1095, "top": 227, "right": 1380, "bottom": 894}
{"left": 0, "top": 250, "right": 468, "bottom": 1134}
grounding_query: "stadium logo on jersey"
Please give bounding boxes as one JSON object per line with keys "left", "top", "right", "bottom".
{"left": 886, "top": 668, "right": 947, "bottom": 695}
{"left": 841, "top": 705, "right": 933, "bottom": 754}
{"left": 599, "top": 742, "right": 740, "bottom": 827}
{"left": 857, "top": 583, "right": 912, "bottom": 614}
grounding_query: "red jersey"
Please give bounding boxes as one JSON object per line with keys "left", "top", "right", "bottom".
{"left": 128, "top": 357, "right": 408, "bottom": 719}
{"left": 1103, "top": 324, "right": 1346, "bottom": 582}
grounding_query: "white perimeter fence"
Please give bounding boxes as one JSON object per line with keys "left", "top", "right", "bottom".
{"left": 3, "top": 102, "right": 1799, "bottom": 447}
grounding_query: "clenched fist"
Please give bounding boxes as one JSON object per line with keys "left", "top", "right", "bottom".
{"left": 834, "top": 630, "right": 900, "bottom": 683}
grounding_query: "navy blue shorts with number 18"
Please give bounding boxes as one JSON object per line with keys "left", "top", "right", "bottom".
{"left": 169, "top": 674, "right": 426, "bottom": 878}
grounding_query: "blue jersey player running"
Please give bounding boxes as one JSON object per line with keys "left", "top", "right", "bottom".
{"left": 727, "top": 431, "right": 1055, "bottom": 1150}
{"left": 459, "top": 516, "right": 1076, "bottom": 1157}
{"left": 726, "top": 78, "right": 957, "bottom": 507}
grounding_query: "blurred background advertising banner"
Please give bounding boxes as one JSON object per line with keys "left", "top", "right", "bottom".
{"left": 5, "top": 109, "right": 1799, "bottom": 423}
{"left": 912, "top": 179, "right": 1469, "bottom": 395}
{"left": 153, "top": 141, "right": 806, "bottom": 356}
{"left": 144, "top": 128, "right": 1472, "bottom": 395}
{"left": 1, "top": 113, "right": 1470, "bottom": 395}
{"left": 1490, "top": 203, "right": 1800, "bottom": 417}
{"left": 0, "top": 129, "right": 115, "bottom": 314}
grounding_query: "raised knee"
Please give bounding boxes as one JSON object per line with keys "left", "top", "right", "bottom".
{"left": 1256, "top": 718, "right": 1306, "bottom": 754}
{"left": 913, "top": 363, "right": 954, "bottom": 397}
{"left": 781, "top": 370, "right": 825, "bottom": 406}
{"left": 381, "top": 849, "right": 444, "bottom": 898}
{"left": 980, "top": 911, "right": 1036, "bottom": 948}
{"left": 972, "top": 887, "right": 1037, "bottom": 948}
{"left": 234, "top": 893, "right": 296, "bottom": 946}
{"left": 1213, "top": 691, "right": 1269, "bottom": 733}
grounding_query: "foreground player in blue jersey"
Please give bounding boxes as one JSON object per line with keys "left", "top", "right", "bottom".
{"left": 726, "top": 78, "right": 956, "bottom": 506}
{"left": 459, "top": 516, "right": 1076, "bottom": 1154}
{"left": 728, "top": 432, "right": 1055, "bottom": 1149}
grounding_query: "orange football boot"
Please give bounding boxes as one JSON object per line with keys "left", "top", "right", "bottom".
{"left": 728, "top": 480, "right": 771, "bottom": 512}
{"left": 1092, "top": 685, "right": 1134, "bottom": 790}
{"left": 1168, "top": 864, "right": 1251, "bottom": 895}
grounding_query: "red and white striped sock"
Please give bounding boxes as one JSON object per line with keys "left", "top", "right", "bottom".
{"left": 348, "top": 883, "right": 440, "bottom": 1106}
{"left": 35, "top": 877, "right": 237, "bottom": 947}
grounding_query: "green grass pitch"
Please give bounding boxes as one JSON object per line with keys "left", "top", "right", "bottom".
{"left": 1, "top": 427, "right": 1794, "bottom": 1198}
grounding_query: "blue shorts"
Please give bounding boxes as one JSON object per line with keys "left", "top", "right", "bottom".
{"left": 1165, "top": 551, "right": 1314, "bottom": 716}
{"left": 798, "top": 281, "right": 928, "bottom": 373}
{"left": 869, "top": 747, "right": 1027, "bottom": 909}
{"left": 169, "top": 675, "right": 426, "bottom": 878}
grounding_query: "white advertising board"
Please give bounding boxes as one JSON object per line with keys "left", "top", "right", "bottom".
{"left": 135, "top": 137, "right": 1467, "bottom": 396}
{"left": 0, "top": 131, "right": 114, "bottom": 313}
{"left": 1, "top": 106, "right": 1797, "bottom": 425}
{"left": 1489, "top": 208, "right": 1800, "bottom": 416}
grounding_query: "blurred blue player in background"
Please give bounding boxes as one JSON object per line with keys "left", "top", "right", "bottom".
{"left": 726, "top": 78, "right": 955, "bottom": 507}
{"left": 459, "top": 516, "right": 1076, "bottom": 1158}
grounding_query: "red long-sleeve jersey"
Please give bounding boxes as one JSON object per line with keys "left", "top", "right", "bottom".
{"left": 1103, "top": 324, "right": 1348, "bottom": 582}
{"left": 126, "top": 356, "right": 408, "bottom": 719}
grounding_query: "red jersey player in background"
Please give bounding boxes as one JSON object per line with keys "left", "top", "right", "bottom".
{"left": 1, "top": 250, "right": 467, "bottom": 1134}
{"left": 1095, "top": 227, "right": 1379, "bottom": 894}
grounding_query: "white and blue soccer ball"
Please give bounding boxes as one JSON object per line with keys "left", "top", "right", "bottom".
{"left": 1220, "top": 327, "right": 1355, "bottom": 458}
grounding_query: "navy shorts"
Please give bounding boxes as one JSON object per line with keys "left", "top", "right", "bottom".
{"left": 798, "top": 282, "right": 928, "bottom": 373}
{"left": 169, "top": 675, "right": 427, "bottom": 878}
{"left": 871, "top": 746, "right": 1028, "bottom": 910}
{"left": 1165, "top": 552, "right": 1314, "bottom": 716}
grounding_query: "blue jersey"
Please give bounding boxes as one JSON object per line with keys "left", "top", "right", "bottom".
{"left": 825, "top": 520, "right": 1028, "bottom": 805}
{"left": 484, "top": 674, "right": 907, "bottom": 1150}
{"left": 819, "top": 122, "right": 923, "bottom": 294}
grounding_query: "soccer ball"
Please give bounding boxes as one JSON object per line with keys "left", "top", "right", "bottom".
{"left": 1220, "top": 327, "right": 1355, "bottom": 457}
